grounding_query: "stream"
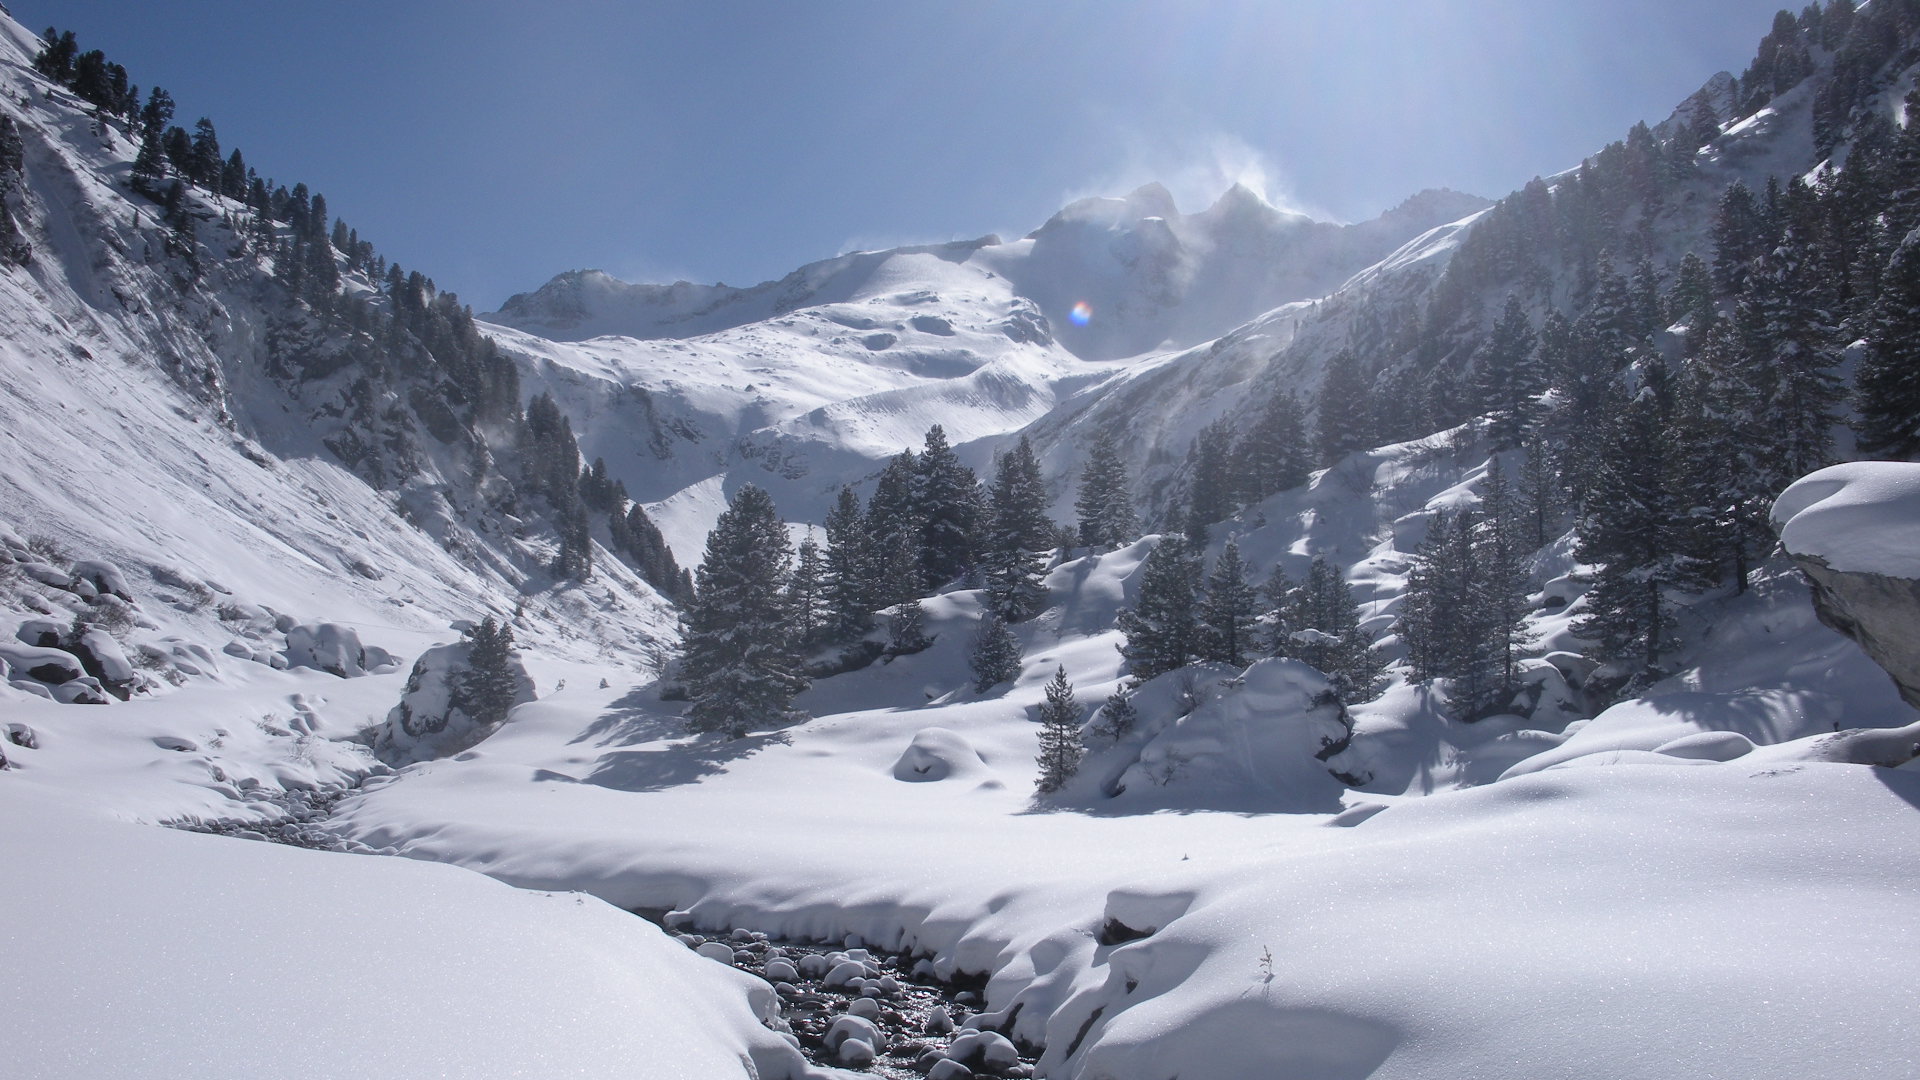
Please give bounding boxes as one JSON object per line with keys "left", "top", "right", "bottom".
{"left": 653, "top": 916, "right": 1041, "bottom": 1078}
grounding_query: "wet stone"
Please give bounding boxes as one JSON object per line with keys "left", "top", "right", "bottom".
{"left": 658, "top": 923, "right": 1039, "bottom": 1078}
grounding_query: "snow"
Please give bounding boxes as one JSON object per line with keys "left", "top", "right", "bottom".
{"left": 1771, "top": 461, "right": 1920, "bottom": 578}
{"left": 0, "top": 789, "right": 813, "bottom": 1080}
{"left": 4, "top": 5, "right": 1920, "bottom": 1077}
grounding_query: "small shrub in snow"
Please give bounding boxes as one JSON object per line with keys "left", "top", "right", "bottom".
{"left": 25, "top": 535, "right": 69, "bottom": 564}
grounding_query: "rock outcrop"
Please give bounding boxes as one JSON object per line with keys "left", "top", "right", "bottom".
{"left": 1772, "top": 463, "right": 1920, "bottom": 710}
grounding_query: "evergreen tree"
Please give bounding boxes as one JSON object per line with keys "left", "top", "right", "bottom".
{"left": 1233, "top": 389, "right": 1312, "bottom": 501}
{"left": 1034, "top": 666, "right": 1084, "bottom": 794}
{"left": 969, "top": 612, "right": 1022, "bottom": 692}
{"left": 1315, "top": 349, "right": 1374, "bottom": 464}
{"left": 1089, "top": 687, "right": 1138, "bottom": 743}
{"left": 1572, "top": 364, "right": 1696, "bottom": 688}
{"left": 1675, "top": 318, "right": 1775, "bottom": 591}
{"left": 1472, "top": 295, "right": 1542, "bottom": 449}
{"left": 189, "top": 118, "right": 221, "bottom": 186}
{"left": 822, "top": 486, "right": 874, "bottom": 639}
{"left": 1518, "top": 427, "right": 1560, "bottom": 551}
{"left": 983, "top": 436, "right": 1051, "bottom": 622}
{"left": 679, "top": 484, "right": 807, "bottom": 738}
{"left": 455, "top": 616, "right": 520, "bottom": 726}
{"left": 1277, "top": 556, "right": 1383, "bottom": 702}
{"left": 1074, "top": 429, "right": 1136, "bottom": 552}
{"left": 1198, "top": 539, "right": 1258, "bottom": 667}
{"left": 1258, "top": 563, "right": 1295, "bottom": 657}
{"left": 787, "top": 534, "right": 828, "bottom": 649}
{"left": 1116, "top": 536, "right": 1203, "bottom": 683}
{"left": 1182, "top": 420, "right": 1237, "bottom": 540}
{"left": 865, "top": 450, "right": 920, "bottom": 606}
{"left": 887, "top": 596, "right": 931, "bottom": 656}
{"left": 1855, "top": 230, "right": 1920, "bottom": 459}
{"left": 914, "top": 425, "right": 980, "bottom": 590}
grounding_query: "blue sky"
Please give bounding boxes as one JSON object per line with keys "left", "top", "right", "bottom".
{"left": 13, "top": 1, "right": 1793, "bottom": 309}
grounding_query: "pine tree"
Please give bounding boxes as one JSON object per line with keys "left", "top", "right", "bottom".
{"left": 865, "top": 450, "right": 920, "bottom": 606}
{"left": 1183, "top": 420, "right": 1237, "bottom": 540}
{"left": 1855, "top": 230, "right": 1920, "bottom": 459}
{"left": 1675, "top": 317, "right": 1775, "bottom": 591}
{"left": 888, "top": 597, "right": 931, "bottom": 656}
{"left": 1315, "top": 349, "right": 1374, "bottom": 464}
{"left": 1278, "top": 556, "right": 1383, "bottom": 702}
{"left": 1572, "top": 364, "right": 1696, "bottom": 688}
{"left": 1233, "top": 389, "right": 1312, "bottom": 501}
{"left": 1473, "top": 295, "right": 1543, "bottom": 450}
{"left": 822, "top": 486, "right": 873, "bottom": 639}
{"left": 1116, "top": 536, "right": 1203, "bottom": 683}
{"left": 1259, "top": 563, "right": 1295, "bottom": 657}
{"left": 914, "top": 425, "right": 980, "bottom": 590}
{"left": 969, "top": 612, "right": 1022, "bottom": 692}
{"left": 1034, "top": 666, "right": 1084, "bottom": 794}
{"left": 1089, "top": 688, "right": 1138, "bottom": 743}
{"left": 679, "top": 484, "right": 807, "bottom": 738}
{"left": 1074, "top": 429, "right": 1136, "bottom": 552}
{"left": 455, "top": 616, "right": 520, "bottom": 726}
{"left": 983, "top": 436, "right": 1051, "bottom": 621}
{"left": 1198, "top": 539, "right": 1258, "bottom": 667}
{"left": 787, "top": 534, "right": 828, "bottom": 649}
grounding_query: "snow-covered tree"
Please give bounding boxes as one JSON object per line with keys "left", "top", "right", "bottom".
{"left": 1855, "top": 229, "right": 1920, "bottom": 459}
{"left": 1198, "top": 539, "right": 1258, "bottom": 667}
{"left": 786, "top": 534, "right": 828, "bottom": 648}
{"left": 1315, "top": 349, "right": 1374, "bottom": 465}
{"left": 887, "top": 597, "right": 931, "bottom": 656}
{"left": 969, "top": 612, "right": 1021, "bottom": 692}
{"left": 1472, "top": 295, "right": 1542, "bottom": 450}
{"left": 983, "top": 436, "right": 1051, "bottom": 622}
{"left": 822, "top": 486, "right": 873, "bottom": 639}
{"left": 679, "top": 484, "right": 807, "bottom": 738}
{"left": 1233, "top": 389, "right": 1312, "bottom": 503}
{"left": 1572, "top": 363, "right": 1697, "bottom": 689}
{"left": 1276, "top": 556, "right": 1383, "bottom": 702}
{"left": 1116, "top": 536, "right": 1202, "bottom": 683}
{"left": 914, "top": 425, "right": 980, "bottom": 590}
{"left": 1034, "top": 666, "right": 1083, "bottom": 794}
{"left": 455, "top": 616, "right": 520, "bottom": 727}
{"left": 1075, "top": 429, "right": 1136, "bottom": 552}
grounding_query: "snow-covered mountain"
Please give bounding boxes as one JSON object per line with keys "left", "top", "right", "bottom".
{"left": 7, "top": 5, "right": 1920, "bottom": 1080}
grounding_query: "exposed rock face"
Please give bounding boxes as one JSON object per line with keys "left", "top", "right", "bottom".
{"left": 1785, "top": 553, "right": 1920, "bottom": 711}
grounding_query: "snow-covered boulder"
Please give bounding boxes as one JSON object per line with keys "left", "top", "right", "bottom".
{"left": 70, "top": 627, "right": 135, "bottom": 699}
{"left": 282, "top": 623, "right": 372, "bottom": 678}
{"left": 891, "top": 726, "right": 988, "bottom": 782}
{"left": 374, "top": 641, "right": 536, "bottom": 765}
{"left": 1773, "top": 463, "right": 1920, "bottom": 709}
{"left": 1088, "top": 659, "right": 1354, "bottom": 812}
{"left": 68, "top": 560, "right": 133, "bottom": 602}
{"left": 0, "top": 641, "right": 84, "bottom": 685}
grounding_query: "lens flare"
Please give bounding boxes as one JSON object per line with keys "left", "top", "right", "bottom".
{"left": 1069, "top": 301, "right": 1092, "bottom": 326}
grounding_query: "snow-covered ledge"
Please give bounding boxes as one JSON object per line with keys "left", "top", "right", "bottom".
{"left": 1772, "top": 462, "right": 1920, "bottom": 711}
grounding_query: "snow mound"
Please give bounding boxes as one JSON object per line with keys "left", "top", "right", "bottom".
{"left": 1079, "top": 659, "right": 1352, "bottom": 812}
{"left": 282, "top": 623, "right": 379, "bottom": 678}
{"left": 1771, "top": 462, "right": 1920, "bottom": 578}
{"left": 891, "top": 726, "right": 988, "bottom": 782}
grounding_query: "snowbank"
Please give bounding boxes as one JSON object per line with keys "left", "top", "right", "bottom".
{"left": 0, "top": 791, "right": 812, "bottom": 1080}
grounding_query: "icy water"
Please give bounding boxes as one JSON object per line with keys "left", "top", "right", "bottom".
{"left": 655, "top": 918, "right": 1041, "bottom": 1078}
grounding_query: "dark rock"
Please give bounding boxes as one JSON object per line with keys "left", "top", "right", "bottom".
{"left": 1789, "top": 553, "right": 1920, "bottom": 711}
